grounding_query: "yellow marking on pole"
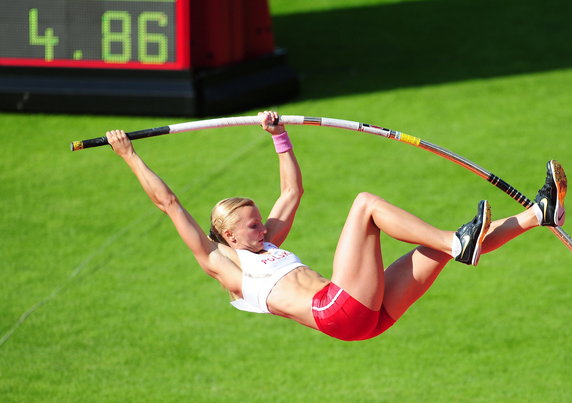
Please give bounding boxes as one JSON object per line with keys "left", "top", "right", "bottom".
{"left": 399, "top": 133, "right": 421, "bottom": 146}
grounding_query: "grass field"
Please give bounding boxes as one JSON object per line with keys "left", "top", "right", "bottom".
{"left": 1, "top": 0, "right": 571, "bottom": 401}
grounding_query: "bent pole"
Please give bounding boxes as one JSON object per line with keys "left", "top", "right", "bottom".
{"left": 70, "top": 115, "right": 571, "bottom": 252}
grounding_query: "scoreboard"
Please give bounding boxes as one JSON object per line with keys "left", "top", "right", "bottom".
{"left": 0, "top": 0, "right": 189, "bottom": 70}
{"left": 0, "top": 0, "right": 298, "bottom": 116}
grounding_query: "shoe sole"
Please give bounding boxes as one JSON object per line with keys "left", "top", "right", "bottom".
{"left": 471, "top": 200, "right": 492, "bottom": 266}
{"left": 550, "top": 160, "right": 567, "bottom": 226}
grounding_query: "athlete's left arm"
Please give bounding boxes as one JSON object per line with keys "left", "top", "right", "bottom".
{"left": 261, "top": 112, "right": 304, "bottom": 247}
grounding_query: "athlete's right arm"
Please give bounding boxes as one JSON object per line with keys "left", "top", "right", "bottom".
{"left": 107, "top": 130, "right": 242, "bottom": 294}
{"left": 164, "top": 203, "right": 242, "bottom": 294}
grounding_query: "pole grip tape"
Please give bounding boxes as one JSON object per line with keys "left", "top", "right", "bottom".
{"left": 487, "top": 174, "right": 534, "bottom": 208}
{"left": 70, "top": 126, "right": 170, "bottom": 151}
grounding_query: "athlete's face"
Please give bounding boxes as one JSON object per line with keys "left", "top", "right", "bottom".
{"left": 228, "top": 205, "right": 267, "bottom": 252}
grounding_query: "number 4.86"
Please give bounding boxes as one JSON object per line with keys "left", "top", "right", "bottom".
{"left": 29, "top": 8, "right": 168, "bottom": 64}
{"left": 102, "top": 11, "right": 168, "bottom": 64}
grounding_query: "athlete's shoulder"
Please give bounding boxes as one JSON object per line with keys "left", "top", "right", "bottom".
{"left": 212, "top": 242, "right": 240, "bottom": 267}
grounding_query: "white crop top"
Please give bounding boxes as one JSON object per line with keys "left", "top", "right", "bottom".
{"left": 231, "top": 242, "right": 305, "bottom": 314}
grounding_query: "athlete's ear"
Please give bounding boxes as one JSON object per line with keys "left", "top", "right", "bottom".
{"left": 223, "top": 229, "right": 236, "bottom": 245}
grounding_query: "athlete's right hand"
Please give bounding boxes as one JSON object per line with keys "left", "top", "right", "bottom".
{"left": 106, "top": 130, "right": 134, "bottom": 158}
{"left": 259, "top": 110, "right": 286, "bottom": 135}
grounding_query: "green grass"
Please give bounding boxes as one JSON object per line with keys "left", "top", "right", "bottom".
{"left": 1, "top": 0, "right": 571, "bottom": 401}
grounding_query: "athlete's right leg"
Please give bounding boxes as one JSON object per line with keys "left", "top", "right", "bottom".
{"left": 330, "top": 192, "right": 488, "bottom": 310}
{"left": 330, "top": 192, "right": 456, "bottom": 311}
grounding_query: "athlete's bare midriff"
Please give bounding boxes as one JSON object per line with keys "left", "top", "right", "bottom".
{"left": 266, "top": 266, "right": 330, "bottom": 329}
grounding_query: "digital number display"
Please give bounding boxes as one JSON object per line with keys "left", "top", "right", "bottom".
{"left": 0, "top": 0, "right": 190, "bottom": 70}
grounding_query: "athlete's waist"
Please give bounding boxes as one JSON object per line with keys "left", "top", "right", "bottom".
{"left": 276, "top": 265, "right": 328, "bottom": 287}
{"left": 267, "top": 266, "right": 330, "bottom": 314}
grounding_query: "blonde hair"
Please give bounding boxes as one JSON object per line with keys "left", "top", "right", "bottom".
{"left": 209, "top": 197, "right": 255, "bottom": 245}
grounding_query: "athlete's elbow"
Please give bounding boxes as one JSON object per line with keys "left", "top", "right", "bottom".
{"left": 283, "top": 185, "right": 304, "bottom": 202}
{"left": 156, "top": 192, "right": 180, "bottom": 214}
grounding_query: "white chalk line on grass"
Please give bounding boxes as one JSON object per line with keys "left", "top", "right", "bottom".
{"left": 0, "top": 134, "right": 266, "bottom": 347}
{"left": 0, "top": 211, "right": 155, "bottom": 346}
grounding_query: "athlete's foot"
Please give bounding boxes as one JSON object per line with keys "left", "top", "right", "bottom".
{"left": 454, "top": 200, "right": 492, "bottom": 266}
{"left": 534, "top": 160, "right": 567, "bottom": 227}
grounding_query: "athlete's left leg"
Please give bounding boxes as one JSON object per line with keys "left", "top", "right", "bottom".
{"left": 381, "top": 208, "right": 539, "bottom": 320}
{"left": 382, "top": 160, "right": 567, "bottom": 321}
{"left": 482, "top": 208, "right": 538, "bottom": 253}
{"left": 381, "top": 246, "right": 450, "bottom": 321}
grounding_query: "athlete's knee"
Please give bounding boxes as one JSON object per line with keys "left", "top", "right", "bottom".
{"left": 354, "top": 192, "right": 384, "bottom": 207}
{"left": 353, "top": 192, "right": 387, "bottom": 213}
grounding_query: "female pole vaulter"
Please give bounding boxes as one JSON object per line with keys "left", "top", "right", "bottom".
{"left": 106, "top": 111, "right": 566, "bottom": 341}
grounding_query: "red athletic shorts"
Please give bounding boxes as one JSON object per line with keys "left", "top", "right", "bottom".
{"left": 312, "top": 283, "right": 396, "bottom": 341}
